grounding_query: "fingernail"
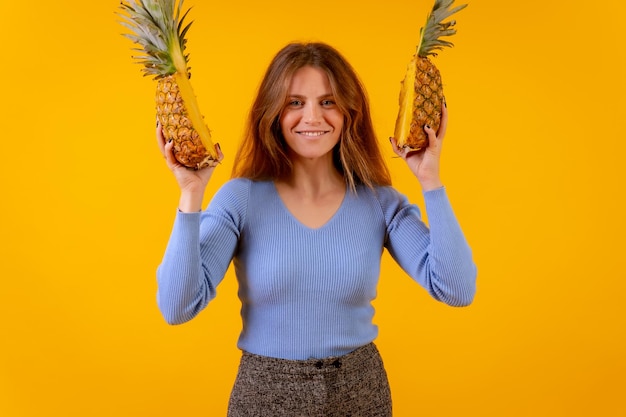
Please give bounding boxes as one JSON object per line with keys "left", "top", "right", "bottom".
{"left": 216, "top": 143, "right": 221, "bottom": 151}
{"left": 443, "top": 97, "right": 447, "bottom": 108}
{"left": 156, "top": 120, "right": 159, "bottom": 127}
{"left": 388, "top": 137, "right": 392, "bottom": 142}
{"left": 425, "top": 124, "right": 431, "bottom": 129}
{"left": 168, "top": 139, "right": 172, "bottom": 143}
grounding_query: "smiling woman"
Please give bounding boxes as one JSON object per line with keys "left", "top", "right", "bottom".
{"left": 231, "top": 42, "right": 392, "bottom": 192}
{"left": 3, "top": 0, "right": 626, "bottom": 415}
{"left": 155, "top": 41, "right": 477, "bottom": 416}
{"left": 279, "top": 66, "right": 344, "bottom": 162}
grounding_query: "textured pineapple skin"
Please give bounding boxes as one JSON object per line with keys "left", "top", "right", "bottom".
{"left": 395, "top": 56, "right": 444, "bottom": 151}
{"left": 156, "top": 75, "right": 213, "bottom": 169}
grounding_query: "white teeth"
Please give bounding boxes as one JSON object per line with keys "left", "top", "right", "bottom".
{"left": 299, "top": 131, "right": 326, "bottom": 137}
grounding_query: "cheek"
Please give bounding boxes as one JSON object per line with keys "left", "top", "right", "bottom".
{"left": 333, "top": 115, "right": 345, "bottom": 132}
{"left": 279, "top": 112, "right": 296, "bottom": 133}
{"left": 330, "top": 109, "right": 344, "bottom": 126}
{"left": 278, "top": 115, "right": 289, "bottom": 137}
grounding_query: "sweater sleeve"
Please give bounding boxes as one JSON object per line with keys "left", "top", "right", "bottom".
{"left": 156, "top": 179, "right": 249, "bottom": 324}
{"left": 379, "top": 186, "right": 477, "bottom": 306}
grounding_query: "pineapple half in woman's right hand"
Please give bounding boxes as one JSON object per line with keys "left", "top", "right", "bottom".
{"left": 118, "top": 0, "right": 218, "bottom": 170}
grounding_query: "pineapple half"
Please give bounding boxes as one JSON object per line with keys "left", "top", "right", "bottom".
{"left": 394, "top": 0, "right": 467, "bottom": 151}
{"left": 118, "top": 0, "right": 218, "bottom": 169}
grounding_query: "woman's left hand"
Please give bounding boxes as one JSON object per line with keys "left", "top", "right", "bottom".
{"left": 390, "top": 98, "right": 447, "bottom": 191}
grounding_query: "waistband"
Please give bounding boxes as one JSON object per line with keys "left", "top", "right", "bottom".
{"left": 239, "top": 343, "right": 379, "bottom": 375}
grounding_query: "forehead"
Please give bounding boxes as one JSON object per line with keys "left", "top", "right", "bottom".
{"left": 287, "top": 66, "right": 332, "bottom": 94}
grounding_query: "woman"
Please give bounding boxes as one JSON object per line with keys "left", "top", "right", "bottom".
{"left": 156, "top": 42, "right": 476, "bottom": 416}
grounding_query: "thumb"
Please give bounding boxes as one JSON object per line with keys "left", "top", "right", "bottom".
{"left": 423, "top": 124, "right": 441, "bottom": 153}
{"left": 164, "top": 138, "right": 180, "bottom": 167}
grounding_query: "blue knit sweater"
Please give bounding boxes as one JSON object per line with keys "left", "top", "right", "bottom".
{"left": 157, "top": 178, "right": 476, "bottom": 360}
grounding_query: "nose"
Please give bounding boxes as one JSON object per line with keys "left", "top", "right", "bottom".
{"left": 303, "top": 103, "right": 321, "bottom": 124}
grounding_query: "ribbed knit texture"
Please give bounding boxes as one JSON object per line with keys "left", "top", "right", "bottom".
{"left": 157, "top": 179, "right": 476, "bottom": 360}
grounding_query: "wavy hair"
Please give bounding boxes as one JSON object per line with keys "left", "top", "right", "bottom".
{"left": 231, "top": 42, "right": 391, "bottom": 191}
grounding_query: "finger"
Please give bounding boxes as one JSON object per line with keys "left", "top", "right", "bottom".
{"left": 164, "top": 139, "right": 178, "bottom": 166}
{"left": 423, "top": 124, "right": 439, "bottom": 150}
{"left": 204, "top": 143, "right": 225, "bottom": 169}
{"left": 437, "top": 97, "right": 448, "bottom": 139}
{"left": 389, "top": 137, "right": 406, "bottom": 158}
{"left": 215, "top": 143, "right": 224, "bottom": 163}
{"left": 156, "top": 121, "right": 166, "bottom": 155}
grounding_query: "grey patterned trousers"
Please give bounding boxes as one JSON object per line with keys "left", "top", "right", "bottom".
{"left": 227, "top": 343, "right": 392, "bottom": 416}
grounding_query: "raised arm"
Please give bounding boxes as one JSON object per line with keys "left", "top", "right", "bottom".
{"left": 387, "top": 100, "right": 476, "bottom": 306}
{"left": 155, "top": 123, "right": 241, "bottom": 324}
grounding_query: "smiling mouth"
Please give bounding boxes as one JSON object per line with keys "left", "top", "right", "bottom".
{"left": 297, "top": 130, "right": 329, "bottom": 137}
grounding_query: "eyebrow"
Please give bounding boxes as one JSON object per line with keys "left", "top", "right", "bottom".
{"left": 288, "top": 93, "right": 334, "bottom": 100}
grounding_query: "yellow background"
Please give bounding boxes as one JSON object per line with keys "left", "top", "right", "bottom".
{"left": 1, "top": 0, "right": 625, "bottom": 415}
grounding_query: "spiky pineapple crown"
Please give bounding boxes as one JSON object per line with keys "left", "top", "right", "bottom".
{"left": 118, "top": 0, "right": 192, "bottom": 78}
{"left": 417, "top": 0, "right": 467, "bottom": 57}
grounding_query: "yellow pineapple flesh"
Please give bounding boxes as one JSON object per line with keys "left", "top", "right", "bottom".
{"left": 394, "top": 0, "right": 467, "bottom": 151}
{"left": 118, "top": 0, "right": 218, "bottom": 169}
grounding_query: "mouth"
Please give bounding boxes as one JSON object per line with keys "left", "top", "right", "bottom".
{"left": 296, "top": 130, "right": 330, "bottom": 137}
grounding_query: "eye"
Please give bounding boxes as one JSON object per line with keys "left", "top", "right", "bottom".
{"left": 288, "top": 99, "right": 303, "bottom": 107}
{"left": 321, "top": 99, "right": 336, "bottom": 107}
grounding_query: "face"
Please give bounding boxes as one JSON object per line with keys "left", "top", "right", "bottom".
{"left": 279, "top": 66, "right": 344, "bottom": 162}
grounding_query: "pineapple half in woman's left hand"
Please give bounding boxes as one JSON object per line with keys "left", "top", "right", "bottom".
{"left": 118, "top": 0, "right": 218, "bottom": 169}
{"left": 394, "top": 0, "right": 467, "bottom": 152}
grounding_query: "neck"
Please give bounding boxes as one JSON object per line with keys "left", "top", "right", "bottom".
{"left": 280, "top": 155, "right": 344, "bottom": 198}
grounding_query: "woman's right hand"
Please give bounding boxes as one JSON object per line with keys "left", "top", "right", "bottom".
{"left": 157, "top": 122, "right": 224, "bottom": 212}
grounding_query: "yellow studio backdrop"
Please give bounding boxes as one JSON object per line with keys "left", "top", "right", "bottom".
{"left": 1, "top": 0, "right": 624, "bottom": 415}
